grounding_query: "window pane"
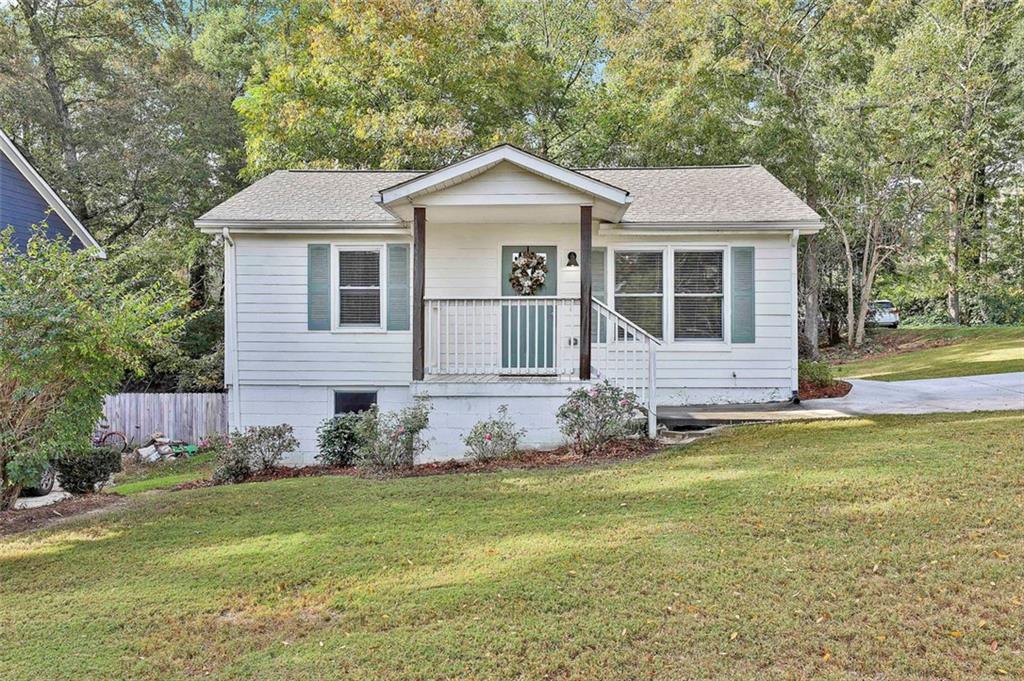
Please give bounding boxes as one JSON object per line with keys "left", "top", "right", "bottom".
{"left": 334, "top": 391, "right": 377, "bottom": 414}
{"left": 614, "top": 296, "right": 663, "bottom": 339}
{"left": 614, "top": 251, "right": 663, "bottom": 294}
{"left": 338, "top": 251, "right": 380, "bottom": 287}
{"left": 675, "top": 297, "right": 723, "bottom": 340}
{"left": 339, "top": 289, "right": 380, "bottom": 325}
{"left": 675, "top": 251, "right": 723, "bottom": 294}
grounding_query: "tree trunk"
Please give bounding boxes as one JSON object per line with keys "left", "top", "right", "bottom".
{"left": 802, "top": 234, "right": 821, "bottom": 358}
{"left": 946, "top": 189, "right": 961, "bottom": 324}
{"left": 0, "top": 483, "right": 23, "bottom": 511}
{"left": 801, "top": 186, "right": 821, "bottom": 359}
{"left": 17, "top": 0, "right": 88, "bottom": 219}
{"left": 838, "top": 227, "right": 856, "bottom": 348}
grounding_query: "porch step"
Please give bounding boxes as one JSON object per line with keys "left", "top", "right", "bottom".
{"left": 657, "top": 401, "right": 803, "bottom": 430}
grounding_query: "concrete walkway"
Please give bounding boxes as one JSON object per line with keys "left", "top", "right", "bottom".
{"left": 659, "top": 372, "right": 1024, "bottom": 427}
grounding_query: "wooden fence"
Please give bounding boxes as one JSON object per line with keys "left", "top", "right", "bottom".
{"left": 101, "top": 392, "right": 227, "bottom": 445}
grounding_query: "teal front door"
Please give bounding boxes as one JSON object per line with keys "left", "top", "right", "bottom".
{"left": 501, "top": 246, "right": 557, "bottom": 373}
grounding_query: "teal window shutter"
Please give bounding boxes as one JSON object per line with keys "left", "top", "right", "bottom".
{"left": 308, "top": 244, "right": 331, "bottom": 330}
{"left": 591, "top": 248, "right": 607, "bottom": 342}
{"left": 591, "top": 248, "right": 607, "bottom": 303}
{"left": 387, "top": 243, "right": 410, "bottom": 331}
{"left": 731, "top": 247, "right": 755, "bottom": 343}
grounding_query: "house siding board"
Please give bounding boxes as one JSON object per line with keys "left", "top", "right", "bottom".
{"left": 417, "top": 161, "right": 591, "bottom": 206}
{"left": 0, "top": 154, "right": 82, "bottom": 251}
{"left": 232, "top": 230, "right": 795, "bottom": 410}
{"left": 235, "top": 235, "right": 412, "bottom": 388}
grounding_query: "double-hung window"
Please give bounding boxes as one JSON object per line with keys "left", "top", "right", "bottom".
{"left": 336, "top": 248, "right": 383, "bottom": 328}
{"left": 613, "top": 251, "right": 663, "bottom": 339}
{"left": 674, "top": 250, "right": 724, "bottom": 341}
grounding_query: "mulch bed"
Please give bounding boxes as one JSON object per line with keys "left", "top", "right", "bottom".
{"left": 0, "top": 493, "right": 127, "bottom": 538}
{"left": 172, "top": 438, "right": 662, "bottom": 490}
{"left": 799, "top": 379, "right": 853, "bottom": 400}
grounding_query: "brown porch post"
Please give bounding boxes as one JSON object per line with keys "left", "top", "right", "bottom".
{"left": 412, "top": 206, "right": 426, "bottom": 381}
{"left": 579, "top": 205, "right": 593, "bottom": 380}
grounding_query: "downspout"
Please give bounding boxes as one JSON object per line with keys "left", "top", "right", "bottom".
{"left": 223, "top": 227, "right": 242, "bottom": 429}
{"left": 790, "top": 228, "right": 801, "bottom": 404}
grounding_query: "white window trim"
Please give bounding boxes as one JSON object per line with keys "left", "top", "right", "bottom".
{"left": 331, "top": 243, "right": 387, "bottom": 333}
{"left": 671, "top": 246, "right": 730, "bottom": 346}
{"left": 608, "top": 244, "right": 733, "bottom": 349}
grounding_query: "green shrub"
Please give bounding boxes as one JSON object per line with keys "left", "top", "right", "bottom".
{"left": 54, "top": 447, "right": 123, "bottom": 494}
{"left": 462, "top": 405, "right": 526, "bottom": 461}
{"left": 353, "top": 400, "right": 431, "bottom": 471}
{"left": 211, "top": 424, "right": 299, "bottom": 484}
{"left": 798, "top": 359, "right": 835, "bottom": 388}
{"left": 316, "top": 413, "right": 364, "bottom": 466}
{"left": 211, "top": 437, "right": 249, "bottom": 484}
{"left": 556, "top": 381, "right": 643, "bottom": 456}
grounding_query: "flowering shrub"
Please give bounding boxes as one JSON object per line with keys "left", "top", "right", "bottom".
{"left": 556, "top": 381, "right": 643, "bottom": 455}
{"left": 462, "top": 405, "right": 526, "bottom": 461}
{"left": 316, "top": 412, "right": 364, "bottom": 466}
{"left": 353, "top": 400, "right": 431, "bottom": 471}
{"left": 212, "top": 424, "right": 298, "bottom": 483}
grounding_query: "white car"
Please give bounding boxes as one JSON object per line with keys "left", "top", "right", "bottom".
{"left": 869, "top": 300, "right": 900, "bottom": 328}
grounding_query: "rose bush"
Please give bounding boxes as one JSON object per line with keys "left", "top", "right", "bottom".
{"left": 556, "top": 381, "right": 643, "bottom": 455}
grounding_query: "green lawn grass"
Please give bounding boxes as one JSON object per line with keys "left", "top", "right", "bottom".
{"left": 2, "top": 412, "right": 1022, "bottom": 679}
{"left": 108, "top": 452, "right": 215, "bottom": 495}
{"left": 835, "top": 325, "right": 1024, "bottom": 381}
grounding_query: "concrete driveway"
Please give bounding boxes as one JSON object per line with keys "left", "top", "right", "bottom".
{"left": 658, "top": 372, "right": 1023, "bottom": 428}
{"left": 801, "top": 372, "right": 1024, "bottom": 415}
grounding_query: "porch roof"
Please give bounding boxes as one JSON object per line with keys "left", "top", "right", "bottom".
{"left": 196, "top": 150, "right": 822, "bottom": 230}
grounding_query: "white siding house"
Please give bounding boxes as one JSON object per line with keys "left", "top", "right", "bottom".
{"left": 199, "top": 145, "right": 821, "bottom": 464}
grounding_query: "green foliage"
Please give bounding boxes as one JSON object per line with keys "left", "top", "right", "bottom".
{"left": 798, "top": 360, "right": 835, "bottom": 388}
{"left": 54, "top": 447, "right": 123, "bottom": 494}
{"left": 353, "top": 401, "right": 431, "bottom": 471}
{"left": 316, "top": 413, "right": 365, "bottom": 467}
{"left": 0, "top": 229, "right": 183, "bottom": 508}
{"left": 462, "top": 405, "right": 526, "bottom": 461}
{"left": 556, "top": 381, "right": 642, "bottom": 455}
{"left": 211, "top": 424, "right": 299, "bottom": 484}
{"left": 211, "top": 439, "right": 251, "bottom": 485}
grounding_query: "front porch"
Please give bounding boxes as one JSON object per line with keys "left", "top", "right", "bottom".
{"left": 369, "top": 147, "right": 660, "bottom": 436}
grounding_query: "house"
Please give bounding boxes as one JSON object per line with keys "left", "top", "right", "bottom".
{"left": 0, "top": 128, "right": 103, "bottom": 255}
{"left": 198, "top": 145, "right": 822, "bottom": 464}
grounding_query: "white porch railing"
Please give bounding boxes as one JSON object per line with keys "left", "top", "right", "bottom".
{"left": 424, "top": 296, "right": 660, "bottom": 436}
{"left": 425, "top": 297, "right": 580, "bottom": 376}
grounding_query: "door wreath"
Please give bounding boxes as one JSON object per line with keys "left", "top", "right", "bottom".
{"left": 509, "top": 249, "right": 548, "bottom": 296}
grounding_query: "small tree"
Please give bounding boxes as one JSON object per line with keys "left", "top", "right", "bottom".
{"left": 0, "top": 228, "right": 183, "bottom": 509}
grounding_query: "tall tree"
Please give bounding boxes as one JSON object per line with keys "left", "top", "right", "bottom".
{"left": 600, "top": 0, "right": 914, "bottom": 354}
{"left": 878, "top": 0, "right": 1021, "bottom": 323}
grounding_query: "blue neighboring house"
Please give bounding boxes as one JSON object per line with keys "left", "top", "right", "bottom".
{"left": 1, "top": 127, "right": 104, "bottom": 256}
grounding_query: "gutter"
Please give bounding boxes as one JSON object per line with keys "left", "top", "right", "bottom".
{"left": 222, "top": 227, "right": 242, "bottom": 428}
{"left": 790, "top": 228, "right": 800, "bottom": 404}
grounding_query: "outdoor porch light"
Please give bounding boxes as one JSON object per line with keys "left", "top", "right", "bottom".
{"left": 566, "top": 251, "right": 579, "bottom": 267}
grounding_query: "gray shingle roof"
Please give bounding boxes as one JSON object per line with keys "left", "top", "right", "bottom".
{"left": 197, "top": 164, "right": 820, "bottom": 225}
{"left": 581, "top": 166, "right": 820, "bottom": 224}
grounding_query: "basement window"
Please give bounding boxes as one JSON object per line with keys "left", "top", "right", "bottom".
{"left": 333, "top": 391, "right": 377, "bottom": 415}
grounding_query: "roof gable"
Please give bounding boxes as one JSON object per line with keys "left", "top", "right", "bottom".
{"left": 0, "top": 128, "right": 104, "bottom": 256}
{"left": 376, "top": 145, "right": 631, "bottom": 210}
